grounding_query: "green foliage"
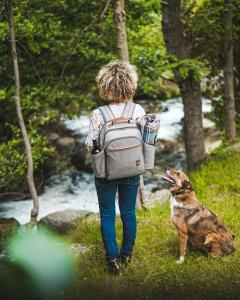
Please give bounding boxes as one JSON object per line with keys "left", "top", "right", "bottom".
{"left": 178, "top": 59, "right": 206, "bottom": 81}
{"left": 159, "top": 57, "right": 208, "bottom": 81}
{"left": 66, "top": 147, "right": 240, "bottom": 300}
{"left": 0, "top": 88, "right": 7, "bottom": 101}
{"left": 185, "top": 0, "right": 240, "bottom": 132}
{"left": 0, "top": 0, "right": 176, "bottom": 106}
{"left": 211, "top": 95, "right": 225, "bottom": 130}
{"left": 186, "top": 0, "right": 240, "bottom": 70}
{"left": 186, "top": 0, "right": 225, "bottom": 71}
{"left": 127, "top": 3, "right": 173, "bottom": 98}
{"left": 210, "top": 95, "right": 240, "bottom": 137}
{"left": 0, "top": 124, "right": 54, "bottom": 192}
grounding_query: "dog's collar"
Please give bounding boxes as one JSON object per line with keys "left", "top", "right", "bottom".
{"left": 171, "top": 188, "right": 194, "bottom": 196}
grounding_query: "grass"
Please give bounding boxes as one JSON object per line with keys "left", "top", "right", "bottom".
{"left": 62, "top": 147, "right": 240, "bottom": 300}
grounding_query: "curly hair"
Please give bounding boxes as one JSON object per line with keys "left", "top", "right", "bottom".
{"left": 96, "top": 60, "right": 138, "bottom": 103}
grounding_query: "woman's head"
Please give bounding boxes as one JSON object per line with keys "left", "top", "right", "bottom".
{"left": 96, "top": 60, "right": 138, "bottom": 103}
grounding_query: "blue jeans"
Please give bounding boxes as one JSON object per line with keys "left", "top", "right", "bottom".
{"left": 95, "top": 175, "right": 140, "bottom": 262}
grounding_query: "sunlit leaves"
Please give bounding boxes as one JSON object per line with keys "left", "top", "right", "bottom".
{"left": 0, "top": 88, "right": 7, "bottom": 101}
{"left": 0, "top": 123, "right": 55, "bottom": 191}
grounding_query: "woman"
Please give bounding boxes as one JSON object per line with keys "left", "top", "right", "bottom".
{"left": 85, "top": 60, "right": 145, "bottom": 275}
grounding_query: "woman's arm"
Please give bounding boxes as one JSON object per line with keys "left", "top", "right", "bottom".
{"left": 133, "top": 104, "right": 146, "bottom": 120}
{"left": 85, "top": 109, "right": 104, "bottom": 151}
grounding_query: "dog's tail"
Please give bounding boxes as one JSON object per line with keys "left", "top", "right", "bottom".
{"left": 205, "top": 233, "right": 235, "bottom": 256}
{"left": 221, "top": 237, "right": 235, "bottom": 255}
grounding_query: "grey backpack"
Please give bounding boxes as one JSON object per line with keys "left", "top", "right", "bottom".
{"left": 91, "top": 102, "right": 155, "bottom": 180}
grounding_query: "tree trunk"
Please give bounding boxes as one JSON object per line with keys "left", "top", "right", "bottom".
{"left": 135, "top": 174, "right": 147, "bottom": 211}
{"left": 180, "top": 78, "right": 205, "bottom": 169}
{"left": 8, "top": 0, "right": 39, "bottom": 223}
{"left": 233, "top": 10, "right": 240, "bottom": 128}
{"left": 224, "top": 0, "right": 236, "bottom": 142}
{"left": 234, "top": 44, "right": 240, "bottom": 128}
{"left": 112, "top": 0, "right": 145, "bottom": 208}
{"left": 112, "top": 0, "right": 129, "bottom": 61}
{"left": 161, "top": 0, "right": 206, "bottom": 170}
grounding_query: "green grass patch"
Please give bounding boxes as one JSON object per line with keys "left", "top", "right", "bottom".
{"left": 64, "top": 148, "right": 240, "bottom": 300}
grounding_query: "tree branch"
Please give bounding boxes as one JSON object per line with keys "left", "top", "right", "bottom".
{"left": 77, "top": 0, "right": 111, "bottom": 42}
{"left": 159, "top": 74, "right": 176, "bottom": 84}
{"left": 0, "top": 192, "right": 30, "bottom": 201}
{"left": 7, "top": 0, "right": 39, "bottom": 221}
{"left": 182, "top": 1, "right": 197, "bottom": 17}
{"left": 16, "top": 40, "right": 43, "bottom": 84}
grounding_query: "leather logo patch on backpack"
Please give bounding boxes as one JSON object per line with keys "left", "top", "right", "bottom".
{"left": 136, "top": 159, "right": 141, "bottom": 167}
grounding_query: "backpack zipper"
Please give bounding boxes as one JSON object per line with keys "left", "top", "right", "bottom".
{"left": 102, "top": 125, "right": 139, "bottom": 145}
{"left": 107, "top": 143, "right": 142, "bottom": 152}
{"left": 105, "top": 125, "right": 137, "bottom": 132}
{"left": 104, "top": 135, "right": 143, "bottom": 150}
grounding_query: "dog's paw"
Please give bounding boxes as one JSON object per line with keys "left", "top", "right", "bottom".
{"left": 176, "top": 256, "right": 185, "bottom": 264}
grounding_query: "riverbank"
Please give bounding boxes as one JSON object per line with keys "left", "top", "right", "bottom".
{"left": 62, "top": 143, "right": 240, "bottom": 300}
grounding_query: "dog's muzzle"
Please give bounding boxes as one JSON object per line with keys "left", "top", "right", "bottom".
{"left": 161, "top": 175, "right": 176, "bottom": 185}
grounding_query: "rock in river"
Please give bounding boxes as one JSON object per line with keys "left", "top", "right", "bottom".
{"left": 39, "top": 209, "right": 98, "bottom": 234}
{"left": 71, "top": 146, "right": 92, "bottom": 172}
{"left": 0, "top": 217, "right": 19, "bottom": 251}
{"left": 56, "top": 136, "right": 76, "bottom": 154}
{"left": 145, "top": 189, "right": 171, "bottom": 209}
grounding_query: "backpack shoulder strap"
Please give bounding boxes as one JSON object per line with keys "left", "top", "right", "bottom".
{"left": 121, "top": 102, "right": 136, "bottom": 119}
{"left": 98, "top": 105, "right": 115, "bottom": 123}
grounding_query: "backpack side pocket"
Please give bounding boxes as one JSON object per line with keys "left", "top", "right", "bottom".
{"left": 143, "top": 143, "right": 155, "bottom": 169}
{"left": 91, "top": 150, "right": 106, "bottom": 178}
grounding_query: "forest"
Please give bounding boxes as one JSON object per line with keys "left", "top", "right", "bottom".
{"left": 0, "top": 0, "right": 240, "bottom": 299}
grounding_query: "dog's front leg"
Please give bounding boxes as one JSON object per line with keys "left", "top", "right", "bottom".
{"left": 177, "top": 231, "right": 188, "bottom": 264}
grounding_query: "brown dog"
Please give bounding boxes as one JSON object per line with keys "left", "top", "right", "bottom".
{"left": 162, "top": 168, "right": 235, "bottom": 263}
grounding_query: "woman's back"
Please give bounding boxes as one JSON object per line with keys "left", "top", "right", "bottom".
{"left": 85, "top": 102, "right": 145, "bottom": 150}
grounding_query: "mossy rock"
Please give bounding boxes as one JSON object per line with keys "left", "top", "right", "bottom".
{"left": 39, "top": 210, "right": 98, "bottom": 234}
{"left": 0, "top": 218, "right": 19, "bottom": 252}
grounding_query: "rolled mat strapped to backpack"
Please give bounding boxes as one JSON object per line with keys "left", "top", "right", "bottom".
{"left": 91, "top": 102, "right": 155, "bottom": 180}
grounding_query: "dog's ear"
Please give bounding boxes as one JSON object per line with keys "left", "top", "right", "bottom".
{"left": 182, "top": 180, "right": 193, "bottom": 189}
{"left": 181, "top": 180, "right": 194, "bottom": 190}
{"left": 181, "top": 180, "right": 189, "bottom": 189}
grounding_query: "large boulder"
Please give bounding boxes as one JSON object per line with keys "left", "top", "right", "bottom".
{"left": 227, "top": 142, "right": 240, "bottom": 152}
{"left": 39, "top": 209, "right": 98, "bottom": 234}
{"left": 145, "top": 189, "right": 171, "bottom": 209}
{"left": 71, "top": 146, "right": 92, "bottom": 172}
{"left": 155, "top": 139, "right": 186, "bottom": 170}
{"left": 56, "top": 136, "right": 76, "bottom": 154}
{"left": 0, "top": 217, "right": 19, "bottom": 251}
{"left": 69, "top": 243, "right": 89, "bottom": 257}
{"left": 48, "top": 132, "right": 60, "bottom": 142}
